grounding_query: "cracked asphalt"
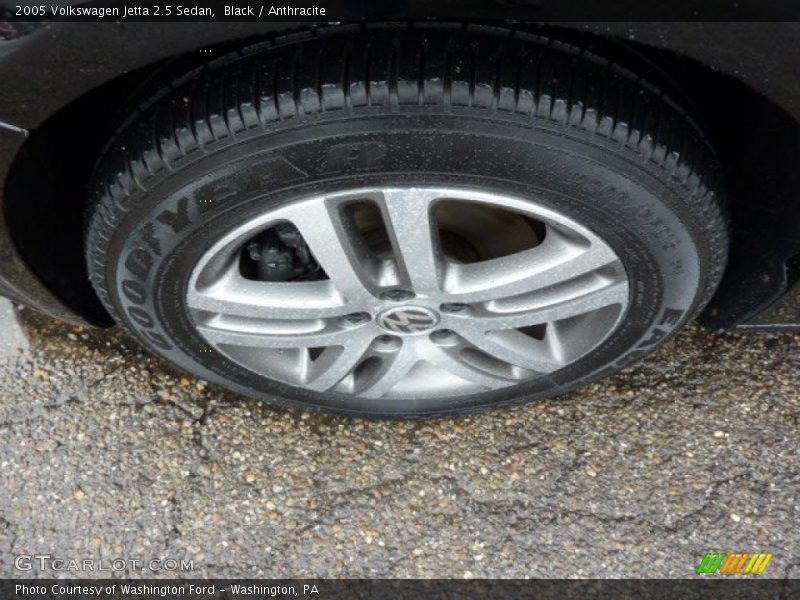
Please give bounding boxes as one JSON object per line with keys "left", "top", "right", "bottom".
{"left": 0, "top": 298, "right": 798, "bottom": 579}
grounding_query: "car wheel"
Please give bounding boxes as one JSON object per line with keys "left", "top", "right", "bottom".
{"left": 85, "top": 25, "right": 729, "bottom": 417}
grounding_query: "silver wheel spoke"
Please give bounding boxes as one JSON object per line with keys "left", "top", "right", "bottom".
{"left": 474, "top": 279, "right": 629, "bottom": 330}
{"left": 195, "top": 323, "right": 362, "bottom": 349}
{"left": 444, "top": 228, "right": 619, "bottom": 303}
{"left": 378, "top": 189, "right": 444, "bottom": 296}
{"left": 425, "top": 346, "right": 516, "bottom": 390}
{"left": 358, "top": 344, "right": 419, "bottom": 398}
{"left": 304, "top": 334, "right": 375, "bottom": 391}
{"left": 188, "top": 278, "right": 352, "bottom": 320}
{"left": 280, "top": 200, "right": 378, "bottom": 303}
{"left": 457, "top": 329, "right": 564, "bottom": 373}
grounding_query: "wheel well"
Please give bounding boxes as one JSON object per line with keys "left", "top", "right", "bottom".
{"left": 2, "top": 67, "right": 146, "bottom": 326}
{"left": 3, "top": 23, "right": 798, "bottom": 327}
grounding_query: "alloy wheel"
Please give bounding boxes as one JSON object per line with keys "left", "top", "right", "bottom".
{"left": 186, "top": 187, "right": 630, "bottom": 400}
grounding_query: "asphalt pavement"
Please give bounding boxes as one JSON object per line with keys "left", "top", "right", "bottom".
{"left": 0, "top": 299, "right": 797, "bottom": 578}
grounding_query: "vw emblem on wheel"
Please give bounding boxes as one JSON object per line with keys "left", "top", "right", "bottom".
{"left": 378, "top": 306, "right": 439, "bottom": 334}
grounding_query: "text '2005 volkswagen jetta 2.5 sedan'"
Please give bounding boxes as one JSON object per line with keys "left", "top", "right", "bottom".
{"left": 2, "top": 9, "right": 800, "bottom": 417}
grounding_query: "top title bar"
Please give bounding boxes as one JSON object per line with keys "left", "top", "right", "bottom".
{"left": 2, "top": 0, "right": 800, "bottom": 22}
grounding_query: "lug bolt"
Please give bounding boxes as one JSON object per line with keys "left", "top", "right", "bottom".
{"left": 440, "top": 302, "right": 469, "bottom": 313}
{"left": 342, "top": 312, "right": 371, "bottom": 325}
{"left": 380, "top": 289, "right": 415, "bottom": 302}
{"left": 430, "top": 329, "right": 456, "bottom": 342}
{"left": 374, "top": 334, "right": 402, "bottom": 352}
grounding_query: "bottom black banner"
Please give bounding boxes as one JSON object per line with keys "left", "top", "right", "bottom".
{"left": 2, "top": 579, "right": 800, "bottom": 600}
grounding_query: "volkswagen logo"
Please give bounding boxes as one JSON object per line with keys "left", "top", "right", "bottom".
{"left": 378, "top": 306, "right": 439, "bottom": 334}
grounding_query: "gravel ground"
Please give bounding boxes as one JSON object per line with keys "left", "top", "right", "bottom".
{"left": 0, "top": 298, "right": 797, "bottom": 579}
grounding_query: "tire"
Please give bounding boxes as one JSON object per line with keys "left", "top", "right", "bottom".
{"left": 85, "top": 24, "right": 728, "bottom": 418}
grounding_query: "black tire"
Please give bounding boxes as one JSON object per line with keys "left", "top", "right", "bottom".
{"left": 85, "top": 24, "right": 728, "bottom": 418}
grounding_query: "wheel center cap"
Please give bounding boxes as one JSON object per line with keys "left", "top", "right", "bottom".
{"left": 377, "top": 306, "right": 439, "bottom": 335}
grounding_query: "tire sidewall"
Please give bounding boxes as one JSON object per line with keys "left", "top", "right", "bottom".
{"left": 100, "top": 113, "right": 711, "bottom": 417}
